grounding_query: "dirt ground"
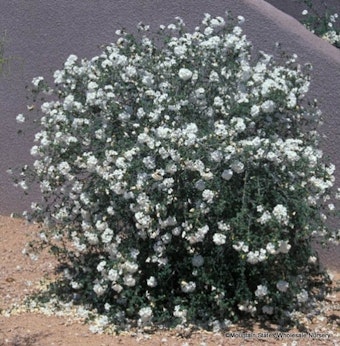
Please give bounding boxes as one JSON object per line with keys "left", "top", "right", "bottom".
{"left": 0, "top": 215, "right": 339, "bottom": 346}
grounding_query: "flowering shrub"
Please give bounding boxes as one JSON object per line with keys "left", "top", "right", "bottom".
{"left": 300, "top": 0, "right": 339, "bottom": 48}
{"left": 16, "top": 12, "right": 339, "bottom": 331}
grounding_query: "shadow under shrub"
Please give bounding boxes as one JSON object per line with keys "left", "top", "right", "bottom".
{"left": 16, "top": 12, "right": 339, "bottom": 332}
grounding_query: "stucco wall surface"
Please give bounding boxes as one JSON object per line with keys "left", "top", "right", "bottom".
{"left": 0, "top": 1, "right": 339, "bottom": 265}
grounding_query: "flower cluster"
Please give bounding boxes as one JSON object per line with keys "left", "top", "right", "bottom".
{"left": 16, "top": 12, "right": 339, "bottom": 330}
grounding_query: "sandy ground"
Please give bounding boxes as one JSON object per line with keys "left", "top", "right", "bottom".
{"left": 0, "top": 215, "right": 339, "bottom": 346}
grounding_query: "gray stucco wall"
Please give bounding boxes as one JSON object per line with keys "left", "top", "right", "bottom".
{"left": 0, "top": 1, "right": 339, "bottom": 266}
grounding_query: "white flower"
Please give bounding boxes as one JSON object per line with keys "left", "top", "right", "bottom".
{"left": 302, "top": 10, "right": 308, "bottom": 16}
{"left": 174, "top": 45, "right": 187, "bottom": 57}
{"left": 209, "top": 71, "right": 219, "bottom": 82}
{"left": 328, "top": 203, "right": 335, "bottom": 211}
{"left": 172, "top": 227, "right": 181, "bottom": 236}
{"left": 18, "top": 180, "right": 28, "bottom": 190}
{"left": 84, "top": 231, "right": 99, "bottom": 245}
{"left": 123, "top": 274, "right": 136, "bottom": 287}
{"left": 138, "top": 306, "right": 153, "bottom": 323}
{"left": 272, "top": 204, "right": 289, "bottom": 224}
{"left": 93, "top": 283, "right": 106, "bottom": 296}
{"left": 261, "top": 100, "right": 275, "bottom": 113}
{"left": 53, "top": 70, "right": 64, "bottom": 84}
{"left": 246, "top": 251, "right": 259, "bottom": 264}
{"left": 308, "top": 256, "right": 317, "bottom": 264}
{"left": 16, "top": 114, "right": 25, "bottom": 123}
{"left": 266, "top": 242, "right": 277, "bottom": 255}
{"left": 192, "top": 254, "right": 204, "bottom": 267}
{"left": 257, "top": 211, "right": 272, "bottom": 224}
{"left": 95, "top": 220, "right": 108, "bottom": 232}
{"left": 32, "top": 76, "right": 44, "bottom": 87}
{"left": 188, "top": 225, "right": 209, "bottom": 244}
{"left": 87, "top": 81, "right": 98, "bottom": 91}
{"left": 200, "top": 171, "right": 214, "bottom": 180}
{"left": 96, "top": 261, "right": 106, "bottom": 272}
{"left": 142, "top": 72, "right": 154, "bottom": 86}
{"left": 86, "top": 155, "right": 98, "bottom": 171}
{"left": 250, "top": 105, "right": 260, "bottom": 117}
{"left": 101, "top": 228, "right": 113, "bottom": 243}
{"left": 230, "top": 161, "right": 244, "bottom": 174}
{"left": 125, "top": 65, "right": 137, "bottom": 77}
{"left": 214, "top": 120, "right": 227, "bottom": 137}
{"left": 173, "top": 305, "right": 187, "bottom": 321}
{"left": 213, "top": 96, "right": 224, "bottom": 107}
{"left": 210, "top": 150, "right": 223, "bottom": 162}
{"left": 277, "top": 240, "right": 291, "bottom": 254}
{"left": 217, "top": 221, "right": 230, "bottom": 232}
{"left": 287, "top": 92, "right": 297, "bottom": 108}
{"left": 195, "top": 179, "right": 206, "bottom": 191}
{"left": 108, "top": 269, "right": 119, "bottom": 282}
{"left": 180, "top": 280, "right": 196, "bottom": 293}
{"left": 71, "top": 281, "right": 82, "bottom": 290}
{"left": 233, "top": 241, "right": 248, "bottom": 252}
{"left": 58, "top": 161, "right": 71, "bottom": 175}
{"left": 221, "top": 169, "right": 233, "bottom": 180}
{"left": 112, "top": 284, "right": 123, "bottom": 293}
{"left": 255, "top": 285, "right": 268, "bottom": 298}
{"left": 122, "top": 261, "right": 138, "bottom": 273}
{"left": 64, "top": 54, "right": 78, "bottom": 69}
{"left": 233, "top": 26, "right": 243, "bottom": 36}
{"left": 30, "top": 145, "right": 40, "bottom": 157}
{"left": 194, "top": 87, "right": 206, "bottom": 99}
{"left": 147, "top": 276, "right": 158, "bottom": 287}
{"left": 213, "top": 233, "right": 226, "bottom": 245}
{"left": 238, "top": 302, "right": 256, "bottom": 313}
{"left": 237, "top": 16, "right": 245, "bottom": 24}
{"left": 178, "top": 68, "right": 193, "bottom": 81}
{"left": 258, "top": 248, "right": 267, "bottom": 261}
{"left": 276, "top": 280, "right": 289, "bottom": 292}
{"left": 210, "top": 16, "right": 225, "bottom": 28}
{"left": 204, "top": 27, "right": 214, "bottom": 36}
{"left": 63, "top": 94, "right": 75, "bottom": 111}
{"left": 202, "top": 189, "right": 215, "bottom": 203}
{"left": 297, "top": 289, "right": 308, "bottom": 303}
{"left": 232, "top": 117, "right": 246, "bottom": 132}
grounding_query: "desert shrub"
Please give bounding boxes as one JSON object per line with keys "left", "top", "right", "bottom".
{"left": 15, "top": 12, "right": 339, "bottom": 331}
{"left": 300, "top": 0, "right": 339, "bottom": 48}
